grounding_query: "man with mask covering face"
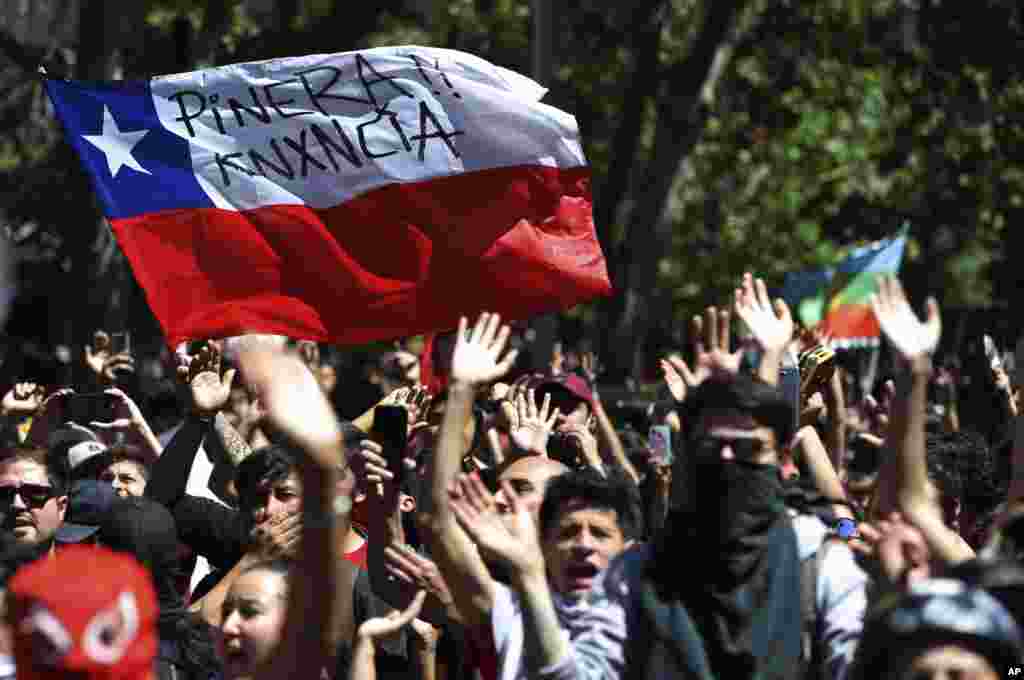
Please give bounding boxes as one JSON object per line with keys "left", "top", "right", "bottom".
{"left": 455, "top": 275, "right": 804, "bottom": 680}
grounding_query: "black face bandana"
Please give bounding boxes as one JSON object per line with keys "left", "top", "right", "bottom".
{"left": 690, "top": 459, "right": 785, "bottom": 546}
{"left": 645, "top": 458, "right": 802, "bottom": 680}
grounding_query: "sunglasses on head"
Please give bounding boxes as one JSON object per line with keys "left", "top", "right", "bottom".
{"left": 0, "top": 483, "right": 56, "bottom": 509}
{"left": 690, "top": 435, "right": 765, "bottom": 461}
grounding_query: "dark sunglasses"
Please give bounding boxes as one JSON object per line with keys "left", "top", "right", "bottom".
{"left": 690, "top": 435, "right": 765, "bottom": 461}
{"left": 0, "top": 483, "right": 56, "bottom": 509}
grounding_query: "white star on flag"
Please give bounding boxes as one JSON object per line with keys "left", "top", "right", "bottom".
{"left": 82, "top": 105, "right": 151, "bottom": 178}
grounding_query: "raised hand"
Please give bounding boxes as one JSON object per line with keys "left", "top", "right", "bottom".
{"left": 238, "top": 347, "right": 342, "bottom": 460}
{"left": 248, "top": 511, "right": 303, "bottom": 560}
{"left": 660, "top": 306, "right": 742, "bottom": 403}
{"left": 355, "top": 590, "right": 426, "bottom": 642}
{"left": 409, "top": 617, "right": 442, "bottom": 656}
{"left": 449, "top": 313, "right": 518, "bottom": 386}
{"left": 184, "top": 342, "right": 237, "bottom": 416}
{"left": 734, "top": 272, "right": 794, "bottom": 354}
{"left": 84, "top": 330, "right": 111, "bottom": 380}
{"left": 85, "top": 330, "right": 135, "bottom": 385}
{"left": 24, "top": 388, "right": 74, "bottom": 447}
{"left": 383, "top": 543, "right": 455, "bottom": 609}
{"left": 849, "top": 512, "right": 931, "bottom": 590}
{"left": 449, "top": 472, "right": 545, "bottom": 578}
{"left": 562, "top": 424, "right": 602, "bottom": 471}
{"left": 357, "top": 438, "right": 416, "bottom": 509}
{"left": 580, "top": 351, "right": 601, "bottom": 386}
{"left": 1, "top": 382, "right": 45, "bottom": 417}
{"left": 652, "top": 460, "right": 673, "bottom": 494}
{"left": 379, "top": 385, "right": 432, "bottom": 428}
{"left": 861, "top": 379, "right": 895, "bottom": 436}
{"left": 870, "top": 276, "right": 941, "bottom": 363}
{"left": 509, "top": 389, "right": 560, "bottom": 456}
{"left": 660, "top": 355, "right": 689, "bottom": 402}
{"left": 89, "top": 388, "right": 145, "bottom": 433}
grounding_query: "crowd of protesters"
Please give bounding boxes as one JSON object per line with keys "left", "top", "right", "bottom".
{"left": 0, "top": 270, "right": 1021, "bottom": 680}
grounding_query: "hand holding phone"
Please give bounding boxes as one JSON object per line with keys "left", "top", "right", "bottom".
{"left": 799, "top": 345, "right": 836, "bottom": 400}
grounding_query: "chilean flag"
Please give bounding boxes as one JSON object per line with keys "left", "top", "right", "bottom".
{"left": 44, "top": 47, "right": 611, "bottom": 347}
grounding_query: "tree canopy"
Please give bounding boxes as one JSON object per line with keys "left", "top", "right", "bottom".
{"left": 0, "top": 0, "right": 1021, "bottom": 379}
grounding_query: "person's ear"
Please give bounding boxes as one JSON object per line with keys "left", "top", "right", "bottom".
{"left": 399, "top": 493, "right": 416, "bottom": 514}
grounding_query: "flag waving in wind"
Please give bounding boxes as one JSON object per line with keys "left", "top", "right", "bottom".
{"left": 45, "top": 47, "right": 611, "bottom": 347}
{"left": 783, "top": 230, "right": 907, "bottom": 347}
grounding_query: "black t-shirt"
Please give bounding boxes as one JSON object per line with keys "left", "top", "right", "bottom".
{"left": 334, "top": 569, "right": 415, "bottom": 680}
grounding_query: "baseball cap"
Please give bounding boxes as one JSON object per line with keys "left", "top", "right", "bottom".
{"left": 8, "top": 544, "right": 159, "bottom": 680}
{"left": 55, "top": 480, "right": 117, "bottom": 544}
{"left": 48, "top": 426, "right": 108, "bottom": 473}
{"left": 535, "top": 373, "right": 594, "bottom": 409}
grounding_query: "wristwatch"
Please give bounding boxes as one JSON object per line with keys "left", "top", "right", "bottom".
{"left": 834, "top": 517, "right": 858, "bottom": 540}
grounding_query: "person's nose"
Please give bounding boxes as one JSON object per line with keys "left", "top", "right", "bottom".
{"left": 221, "top": 610, "right": 242, "bottom": 636}
{"left": 10, "top": 490, "right": 27, "bottom": 511}
{"left": 266, "top": 495, "right": 289, "bottom": 519}
{"left": 576, "top": 529, "right": 598, "bottom": 552}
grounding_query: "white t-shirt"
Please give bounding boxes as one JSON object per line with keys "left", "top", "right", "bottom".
{"left": 791, "top": 512, "right": 869, "bottom": 680}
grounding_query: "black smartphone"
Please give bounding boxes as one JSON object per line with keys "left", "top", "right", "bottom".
{"left": 68, "top": 393, "right": 117, "bottom": 425}
{"left": 372, "top": 405, "right": 409, "bottom": 486}
{"left": 109, "top": 332, "right": 132, "bottom": 356}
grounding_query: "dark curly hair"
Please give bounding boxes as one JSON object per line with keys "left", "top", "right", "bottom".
{"left": 234, "top": 444, "right": 297, "bottom": 515}
{"left": 924, "top": 430, "right": 1008, "bottom": 523}
{"left": 924, "top": 432, "right": 967, "bottom": 507}
{"left": 539, "top": 468, "right": 644, "bottom": 542}
{"left": 948, "top": 430, "right": 1009, "bottom": 517}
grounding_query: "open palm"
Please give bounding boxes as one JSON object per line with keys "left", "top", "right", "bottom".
{"left": 450, "top": 473, "right": 543, "bottom": 575}
{"left": 734, "top": 272, "right": 794, "bottom": 354}
{"left": 870, "top": 276, "right": 940, "bottom": 362}
{"left": 509, "top": 390, "right": 559, "bottom": 455}
{"left": 449, "top": 313, "right": 518, "bottom": 385}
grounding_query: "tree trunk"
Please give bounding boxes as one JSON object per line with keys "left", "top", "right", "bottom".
{"left": 53, "top": 0, "right": 117, "bottom": 349}
{"left": 600, "top": 0, "right": 750, "bottom": 381}
{"left": 593, "top": 0, "right": 669, "bottom": 254}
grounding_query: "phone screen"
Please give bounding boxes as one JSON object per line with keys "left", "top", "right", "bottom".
{"left": 109, "top": 332, "right": 131, "bottom": 355}
{"left": 68, "top": 393, "right": 116, "bottom": 425}
{"left": 648, "top": 425, "right": 673, "bottom": 465}
{"left": 373, "top": 406, "right": 409, "bottom": 485}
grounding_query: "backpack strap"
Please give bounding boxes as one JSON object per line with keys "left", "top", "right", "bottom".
{"left": 799, "top": 537, "right": 840, "bottom": 679}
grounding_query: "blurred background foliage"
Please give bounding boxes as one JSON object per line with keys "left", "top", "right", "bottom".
{"left": 0, "top": 0, "right": 1021, "bottom": 382}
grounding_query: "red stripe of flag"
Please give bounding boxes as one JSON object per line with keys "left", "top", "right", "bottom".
{"left": 112, "top": 165, "right": 610, "bottom": 347}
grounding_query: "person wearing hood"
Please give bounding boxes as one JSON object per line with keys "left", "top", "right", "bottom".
{"left": 97, "top": 496, "right": 221, "bottom": 680}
